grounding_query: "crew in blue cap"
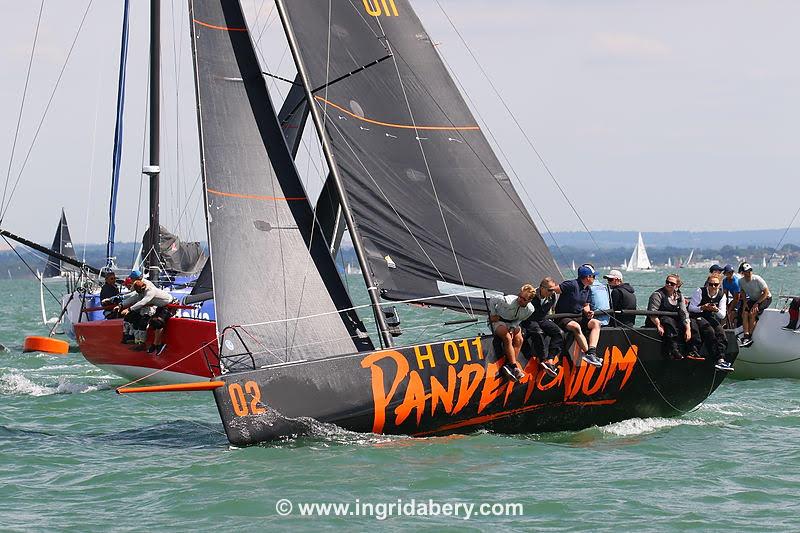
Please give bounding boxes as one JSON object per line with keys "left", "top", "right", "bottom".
{"left": 553, "top": 264, "right": 603, "bottom": 367}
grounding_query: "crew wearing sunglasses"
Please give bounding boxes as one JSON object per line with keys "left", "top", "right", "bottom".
{"left": 687, "top": 274, "right": 733, "bottom": 372}
{"left": 645, "top": 274, "right": 691, "bottom": 360}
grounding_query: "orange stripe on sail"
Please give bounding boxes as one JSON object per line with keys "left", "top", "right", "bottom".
{"left": 193, "top": 19, "right": 247, "bottom": 32}
{"left": 314, "top": 96, "right": 480, "bottom": 131}
{"left": 207, "top": 188, "right": 306, "bottom": 201}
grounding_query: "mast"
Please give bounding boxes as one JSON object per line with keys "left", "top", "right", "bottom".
{"left": 145, "top": 0, "right": 161, "bottom": 282}
{"left": 274, "top": 0, "right": 393, "bottom": 348}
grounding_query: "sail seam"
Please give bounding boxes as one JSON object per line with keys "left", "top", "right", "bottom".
{"left": 377, "top": 26, "right": 473, "bottom": 315}
{"left": 192, "top": 19, "right": 246, "bottom": 32}
{"left": 206, "top": 188, "right": 305, "bottom": 201}
{"left": 321, "top": 112, "right": 472, "bottom": 315}
{"left": 315, "top": 96, "right": 479, "bottom": 131}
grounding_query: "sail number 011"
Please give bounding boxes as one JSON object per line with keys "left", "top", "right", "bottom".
{"left": 363, "top": 0, "right": 399, "bottom": 17}
{"left": 227, "top": 381, "right": 266, "bottom": 417}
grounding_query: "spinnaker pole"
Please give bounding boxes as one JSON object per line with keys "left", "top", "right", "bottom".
{"left": 274, "top": 0, "right": 394, "bottom": 348}
{"left": 145, "top": 0, "right": 161, "bottom": 283}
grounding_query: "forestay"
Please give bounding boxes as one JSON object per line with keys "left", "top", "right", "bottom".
{"left": 189, "top": 0, "right": 372, "bottom": 365}
{"left": 279, "top": 0, "right": 560, "bottom": 311}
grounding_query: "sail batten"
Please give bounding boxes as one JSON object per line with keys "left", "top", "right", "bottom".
{"left": 189, "top": 0, "right": 372, "bottom": 365}
{"left": 279, "top": 0, "right": 559, "bottom": 307}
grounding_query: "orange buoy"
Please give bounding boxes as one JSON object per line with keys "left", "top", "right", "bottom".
{"left": 23, "top": 336, "right": 69, "bottom": 355}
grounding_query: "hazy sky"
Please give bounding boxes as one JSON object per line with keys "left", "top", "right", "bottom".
{"left": 0, "top": 0, "right": 798, "bottom": 247}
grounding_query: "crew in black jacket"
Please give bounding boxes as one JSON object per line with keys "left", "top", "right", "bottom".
{"left": 603, "top": 269, "right": 637, "bottom": 327}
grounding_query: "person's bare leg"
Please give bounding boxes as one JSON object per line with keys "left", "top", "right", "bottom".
{"left": 509, "top": 329, "right": 523, "bottom": 367}
{"left": 495, "top": 324, "right": 515, "bottom": 363}
{"left": 567, "top": 321, "right": 588, "bottom": 352}
{"left": 587, "top": 320, "right": 600, "bottom": 349}
{"left": 153, "top": 329, "right": 163, "bottom": 346}
{"left": 742, "top": 310, "right": 752, "bottom": 336}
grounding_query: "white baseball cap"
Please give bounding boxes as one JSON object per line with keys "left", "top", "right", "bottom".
{"left": 603, "top": 269, "right": 624, "bottom": 281}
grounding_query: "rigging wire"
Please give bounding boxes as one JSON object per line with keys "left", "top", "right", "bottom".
{"left": 432, "top": 0, "right": 601, "bottom": 252}
{"left": 82, "top": 62, "right": 104, "bottom": 263}
{"left": 0, "top": 0, "right": 95, "bottom": 223}
{"left": 1, "top": 0, "right": 46, "bottom": 225}
{"left": 374, "top": 16, "right": 474, "bottom": 316}
{"left": 436, "top": 52, "right": 570, "bottom": 275}
{"left": 768, "top": 204, "right": 800, "bottom": 260}
{"left": 0, "top": 235, "right": 63, "bottom": 305}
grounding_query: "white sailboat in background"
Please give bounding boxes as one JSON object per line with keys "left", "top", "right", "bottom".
{"left": 682, "top": 249, "right": 694, "bottom": 268}
{"left": 667, "top": 257, "right": 672, "bottom": 268}
{"left": 625, "top": 232, "right": 653, "bottom": 271}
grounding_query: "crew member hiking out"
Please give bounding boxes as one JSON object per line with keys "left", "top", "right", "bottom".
{"left": 603, "top": 269, "right": 636, "bottom": 327}
{"left": 520, "top": 277, "right": 563, "bottom": 377}
{"left": 554, "top": 265, "right": 603, "bottom": 367}
{"left": 646, "top": 274, "right": 691, "bottom": 359}
{"left": 489, "top": 284, "right": 536, "bottom": 382}
{"left": 688, "top": 274, "right": 733, "bottom": 372}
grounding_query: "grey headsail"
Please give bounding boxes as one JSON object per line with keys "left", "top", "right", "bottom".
{"left": 279, "top": 0, "right": 560, "bottom": 309}
{"left": 189, "top": 0, "right": 372, "bottom": 365}
{"left": 43, "top": 209, "right": 77, "bottom": 278}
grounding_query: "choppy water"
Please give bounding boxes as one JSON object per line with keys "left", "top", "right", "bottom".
{"left": 1, "top": 268, "right": 799, "bottom": 531}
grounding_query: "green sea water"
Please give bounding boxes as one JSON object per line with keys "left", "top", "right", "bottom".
{"left": 1, "top": 268, "right": 799, "bottom": 531}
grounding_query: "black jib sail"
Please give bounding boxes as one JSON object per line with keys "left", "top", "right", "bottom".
{"left": 141, "top": 225, "right": 206, "bottom": 276}
{"left": 43, "top": 209, "right": 77, "bottom": 278}
{"left": 278, "top": 0, "right": 560, "bottom": 310}
{"left": 189, "top": 0, "right": 372, "bottom": 365}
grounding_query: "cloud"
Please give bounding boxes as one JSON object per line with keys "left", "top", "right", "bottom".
{"left": 592, "top": 32, "right": 671, "bottom": 59}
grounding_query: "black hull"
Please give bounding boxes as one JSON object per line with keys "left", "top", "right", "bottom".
{"left": 213, "top": 328, "right": 738, "bottom": 445}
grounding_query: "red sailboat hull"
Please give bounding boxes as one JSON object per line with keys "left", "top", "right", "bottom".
{"left": 74, "top": 318, "right": 219, "bottom": 385}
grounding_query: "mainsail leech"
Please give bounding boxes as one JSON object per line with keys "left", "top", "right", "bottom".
{"left": 277, "top": 0, "right": 560, "bottom": 310}
{"left": 189, "top": 0, "right": 372, "bottom": 365}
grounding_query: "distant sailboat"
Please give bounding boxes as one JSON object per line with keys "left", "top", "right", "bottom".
{"left": 667, "top": 257, "right": 672, "bottom": 268}
{"left": 762, "top": 256, "right": 767, "bottom": 268}
{"left": 571, "top": 259, "right": 576, "bottom": 271}
{"left": 682, "top": 249, "right": 694, "bottom": 269}
{"left": 625, "top": 232, "right": 653, "bottom": 271}
{"left": 42, "top": 209, "right": 77, "bottom": 279}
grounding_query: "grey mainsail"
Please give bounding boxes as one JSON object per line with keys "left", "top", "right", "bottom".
{"left": 278, "top": 0, "right": 560, "bottom": 310}
{"left": 189, "top": 0, "right": 372, "bottom": 365}
{"left": 43, "top": 209, "right": 77, "bottom": 278}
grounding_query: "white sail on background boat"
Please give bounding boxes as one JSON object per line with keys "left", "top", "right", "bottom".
{"left": 625, "top": 232, "right": 653, "bottom": 271}
{"left": 684, "top": 249, "right": 694, "bottom": 268}
{"left": 667, "top": 257, "right": 672, "bottom": 268}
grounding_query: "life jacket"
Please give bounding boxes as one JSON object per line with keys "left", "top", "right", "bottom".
{"left": 691, "top": 286, "right": 724, "bottom": 321}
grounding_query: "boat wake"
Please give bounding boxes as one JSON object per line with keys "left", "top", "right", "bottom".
{"left": 0, "top": 371, "right": 110, "bottom": 396}
{"left": 599, "top": 416, "right": 708, "bottom": 437}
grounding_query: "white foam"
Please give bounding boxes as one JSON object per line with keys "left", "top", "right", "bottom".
{"left": 600, "top": 416, "right": 706, "bottom": 437}
{"left": 0, "top": 372, "right": 106, "bottom": 396}
{"left": 0, "top": 372, "right": 54, "bottom": 396}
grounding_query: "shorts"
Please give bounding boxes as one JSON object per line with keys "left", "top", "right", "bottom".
{"left": 491, "top": 320, "right": 520, "bottom": 334}
{"left": 148, "top": 303, "right": 177, "bottom": 330}
{"left": 744, "top": 296, "right": 772, "bottom": 316}
{"left": 556, "top": 315, "right": 594, "bottom": 332}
